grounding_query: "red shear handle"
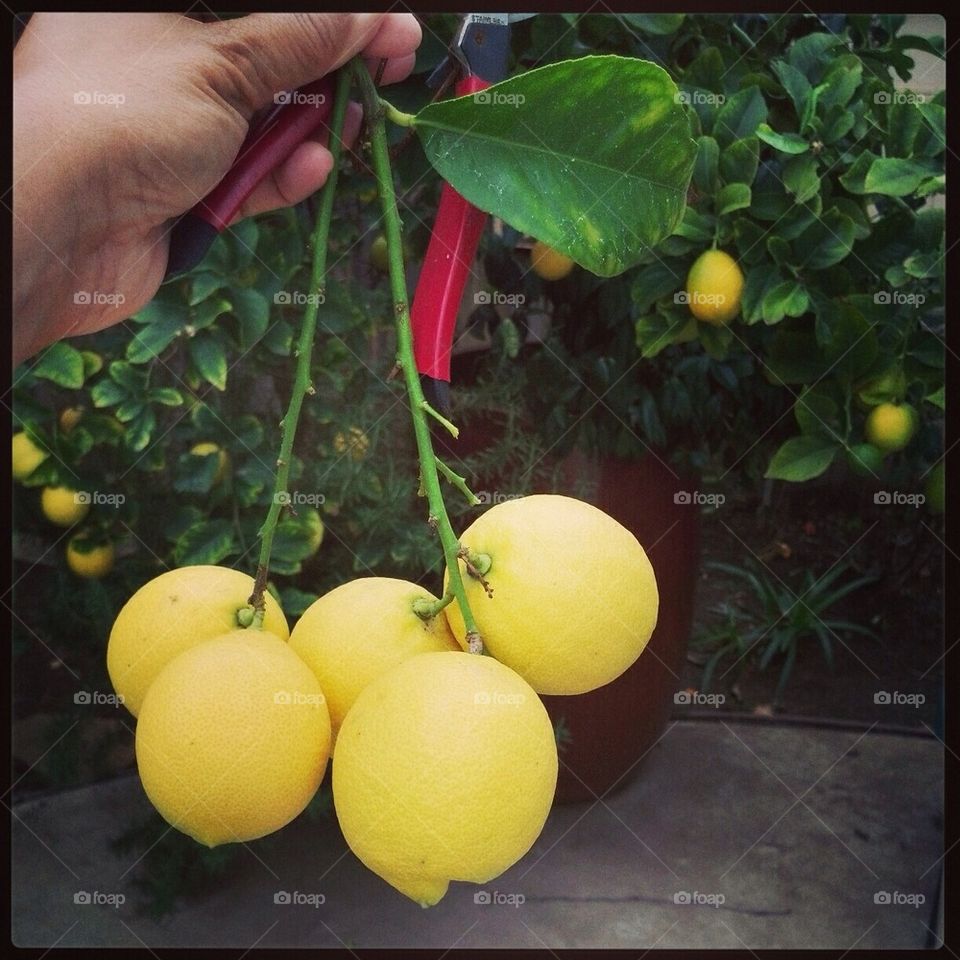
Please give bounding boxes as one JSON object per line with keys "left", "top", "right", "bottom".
{"left": 411, "top": 76, "right": 491, "bottom": 382}
{"left": 196, "top": 76, "right": 335, "bottom": 232}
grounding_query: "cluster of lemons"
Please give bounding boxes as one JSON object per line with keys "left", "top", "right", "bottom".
{"left": 107, "top": 494, "right": 659, "bottom": 906}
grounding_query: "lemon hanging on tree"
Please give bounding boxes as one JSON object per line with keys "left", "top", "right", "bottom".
{"left": 685, "top": 249, "right": 744, "bottom": 325}
{"left": 864, "top": 402, "right": 917, "bottom": 453}
{"left": 333, "top": 651, "right": 557, "bottom": 906}
{"left": 530, "top": 240, "right": 575, "bottom": 281}
{"left": 444, "top": 494, "right": 659, "bottom": 694}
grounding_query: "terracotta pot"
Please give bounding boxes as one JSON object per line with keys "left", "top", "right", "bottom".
{"left": 542, "top": 448, "right": 701, "bottom": 802}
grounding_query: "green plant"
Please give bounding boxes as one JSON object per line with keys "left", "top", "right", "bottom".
{"left": 695, "top": 559, "right": 879, "bottom": 702}
{"left": 470, "top": 13, "right": 945, "bottom": 486}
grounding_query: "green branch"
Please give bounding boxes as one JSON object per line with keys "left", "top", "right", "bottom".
{"left": 245, "top": 68, "right": 351, "bottom": 628}
{"left": 351, "top": 58, "right": 483, "bottom": 651}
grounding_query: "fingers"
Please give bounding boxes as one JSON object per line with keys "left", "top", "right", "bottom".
{"left": 363, "top": 53, "right": 418, "bottom": 86}
{"left": 203, "top": 13, "right": 420, "bottom": 115}
{"left": 361, "top": 14, "right": 422, "bottom": 59}
{"left": 232, "top": 101, "right": 363, "bottom": 221}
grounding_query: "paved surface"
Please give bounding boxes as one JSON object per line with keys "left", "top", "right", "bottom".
{"left": 12, "top": 720, "right": 942, "bottom": 950}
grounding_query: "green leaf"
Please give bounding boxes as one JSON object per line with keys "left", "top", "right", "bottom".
{"left": 173, "top": 519, "right": 237, "bottom": 567}
{"left": 788, "top": 32, "right": 845, "bottom": 81}
{"left": 817, "top": 55, "right": 863, "bottom": 111}
{"left": 693, "top": 136, "right": 720, "bottom": 194}
{"left": 622, "top": 13, "right": 684, "bottom": 34}
{"left": 126, "top": 315, "right": 182, "bottom": 363}
{"left": 173, "top": 449, "right": 219, "bottom": 494}
{"left": 716, "top": 182, "right": 752, "bottom": 215}
{"left": 761, "top": 281, "right": 809, "bottom": 324}
{"left": 794, "top": 384, "right": 843, "bottom": 438}
{"left": 108, "top": 360, "right": 147, "bottom": 393}
{"left": 413, "top": 56, "right": 696, "bottom": 276}
{"left": 719, "top": 137, "right": 759, "bottom": 188}
{"left": 796, "top": 209, "right": 855, "bottom": 269}
{"left": 263, "top": 319, "right": 293, "bottom": 356}
{"left": 272, "top": 507, "right": 324, "bottom": 564}
{"left": 772, "top": 60, "right": 812, "bottom": 121}
{"left": 125, "top": 407, "right": 156, "bottom": 453}
{"left": 740, "top": 264, "right": 783, "bottom": 324}
{"left": 189, "top": 335, "right": 228, "bottom": 391}
{"left": 863, "top": 157, "right": 930, "bottom": 196}
{"left": 31, "top": 342, "right": 85, "bottom": 389}
{"left": 192, "top": 297, "right": 233, "bottom": 331}
{"left": 635, "top": 310, "right": 697, "bottom": 358}
{"left": 756, "top": 123, "right": 809, "bottom": 154}
{"left": 698, "top": 322, "right": 733, "bottom": 361}
{"left": 837, "top": 150, "right": 879, "bottom": 194}
{"left": 149, "top": 387, "right": 184, "bottom": 407}
{"left": 231, "top": 287, "right": 270, "bottom": 349}
{"left": 189, "top": 272, "right": 223, "bottom": 306}
{"left": 90, "top": 378, "right": 127, "bottom": 408}
{"left": 674, "top": 206, "right": 715, "bottom": 242}
{"left": 632, "top": 260, "right": 686, "bottom": 313}
{"left": 782, "top": 154, "right": 820, "bottom": 204}
{"left": 81, "top": 351, "right": 104, "bottom": 378}
{"left": 765, "top": 435, "right": 838, "bottom": 482}
{"left": 925, "top": 385, "right": 945, "bottom": 410}
{"left": 714, "top": 86, "right": 767, "bottom": 145}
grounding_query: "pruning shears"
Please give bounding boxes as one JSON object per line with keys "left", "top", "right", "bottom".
{"left": 164, "top": 75, "right": 335, "bottom": 278}
{"left": 411, "top": 12, "right": 534, "bottom": 416}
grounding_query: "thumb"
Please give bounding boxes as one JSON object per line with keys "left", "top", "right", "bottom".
{"left": 201, "top": 13, "right": 389, "bottom": 115}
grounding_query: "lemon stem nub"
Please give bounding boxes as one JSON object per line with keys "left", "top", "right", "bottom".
{"left": 465, "top": 631, "right": 483, "bottom": 655}
{"left": 236, "top": 606, "right": 256, "bottom": 628}
{"left": 412, "top": 593, "right": 455, "bottom": 621}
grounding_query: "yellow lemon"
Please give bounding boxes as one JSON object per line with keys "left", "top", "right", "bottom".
{"left": 136, "top": 630, "right": 330, "bottom": 847}
{"left": 190, "top": 442, "right": 229, "bottom": 485}
{"left": 865, "top": 402, "right": 916, "bottom": 453}
{"left": 12, "top": 432, "right": 48, "bottom": 481}
{"left": 41, "top": 486, "right": 90, "bottom": 527}
{"left": 290, "top": 578, "right": 458, "bottom": 743}
{"left": 333, "top": 427, "right": 370, "bottom": 461}
{"left": 59, "top": 406, "right": 84, "bottom": 433}
{"left": 66, "top": 538, "right": 115, "bottom": 579}
{"left": 444, "top": 494, "right": 658, "bottom": 694}
{"left": 333, "top": 651, "right": 557, "bottom": 906}
{"left": 685, "top": 249, "right": 744, "bottom": 325}
{"left": 531, "top": 240, "right": 575, "bottom": 281}
{"left": 107, "top": 565, "right": 288, "bottom": 717}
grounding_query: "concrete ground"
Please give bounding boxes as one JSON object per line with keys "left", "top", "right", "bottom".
{"left": 11, "top": 720, "right": 942, "bottom": 950}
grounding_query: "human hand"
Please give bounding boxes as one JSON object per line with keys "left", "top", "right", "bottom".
{"left": 13, "top": 12, "right": 421, "bottom": 363}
